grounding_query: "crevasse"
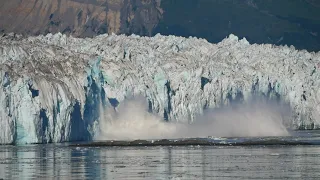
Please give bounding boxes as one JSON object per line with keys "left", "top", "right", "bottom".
{"left": 0, "top": 33, "right": 319, "bottom": 144}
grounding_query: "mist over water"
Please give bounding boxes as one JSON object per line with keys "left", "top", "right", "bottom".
{"left": 97, "top": 97, "right": 291, "bottom": 140}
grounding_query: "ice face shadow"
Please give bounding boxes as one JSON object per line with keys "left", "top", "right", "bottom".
{"left": 97, "top": 97, "right": 291, "bottom": 140}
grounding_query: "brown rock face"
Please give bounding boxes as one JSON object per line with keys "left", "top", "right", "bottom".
{"left": 0, "top": 0, "right": 162, "bottom": 37}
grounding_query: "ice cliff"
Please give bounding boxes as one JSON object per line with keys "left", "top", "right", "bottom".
{"left": 0, "top": 33, "right": 320, "bottom": 144}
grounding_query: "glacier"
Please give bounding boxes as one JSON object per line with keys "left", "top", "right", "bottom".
{"left": 0, "top": 32, "right": 320, "bottom": 144}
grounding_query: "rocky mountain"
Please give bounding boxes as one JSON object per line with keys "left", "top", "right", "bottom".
{"left": 155, "top": 0, "right": 320, "bottom": 51}
{"left": 0, "top": 0, "right": 162, "bottom": 36}
{"left": 0, "top": 0, "right": 319, "bottom": 51}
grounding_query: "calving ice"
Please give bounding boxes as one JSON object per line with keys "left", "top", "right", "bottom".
{"left": 0, "top": 33, "right": 319, "bottom": 144}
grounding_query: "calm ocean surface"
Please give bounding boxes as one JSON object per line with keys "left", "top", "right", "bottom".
{"left": 1, "top": 143, "right": 320, "bottom": 179}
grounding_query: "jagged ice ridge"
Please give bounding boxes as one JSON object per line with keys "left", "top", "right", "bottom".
{"left": 0, "top": 32, "right": 320, "bottom": 144}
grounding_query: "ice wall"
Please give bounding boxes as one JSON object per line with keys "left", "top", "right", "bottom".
{"left": 0, "top": 32, "right": 320, "bottom": 144}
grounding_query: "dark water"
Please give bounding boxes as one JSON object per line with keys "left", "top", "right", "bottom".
{"left": 0, "top": 144, "right": 320, "bottom": 179}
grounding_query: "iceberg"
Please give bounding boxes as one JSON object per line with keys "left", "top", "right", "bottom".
{"left": 0, "top": 32, "right": 319, "bottom": 144}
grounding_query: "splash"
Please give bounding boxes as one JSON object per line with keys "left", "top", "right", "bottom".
{"left": 97, "top": 97, "right": 182, "bottom": 140}
{"left": 190, "top": 101, "right": 291, "bottom": 137}
{"left": 97, "top": 98, "right": 290, "bottom": 140}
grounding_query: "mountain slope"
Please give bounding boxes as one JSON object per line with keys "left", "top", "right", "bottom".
{"left": 1, "top": 0, "right": 319, "bottom": 51}
{"left": 0, "top": 0, "right": 162, "bottom": 36}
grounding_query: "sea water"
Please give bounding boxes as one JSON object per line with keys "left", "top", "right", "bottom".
{"left": 1, "top": 132, "right": 320, "bottom": 179}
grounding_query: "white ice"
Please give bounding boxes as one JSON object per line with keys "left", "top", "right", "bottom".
{"left": 0, "top": 32, "right": 319, "bottom": 144}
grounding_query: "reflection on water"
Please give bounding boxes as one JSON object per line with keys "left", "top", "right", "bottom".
{"left": 1, "top": 145, "right": 320, "bottom": 179}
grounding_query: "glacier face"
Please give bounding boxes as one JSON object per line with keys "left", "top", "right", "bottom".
{"left": 0, "top": 32, "right": 320, "bottom": 144}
